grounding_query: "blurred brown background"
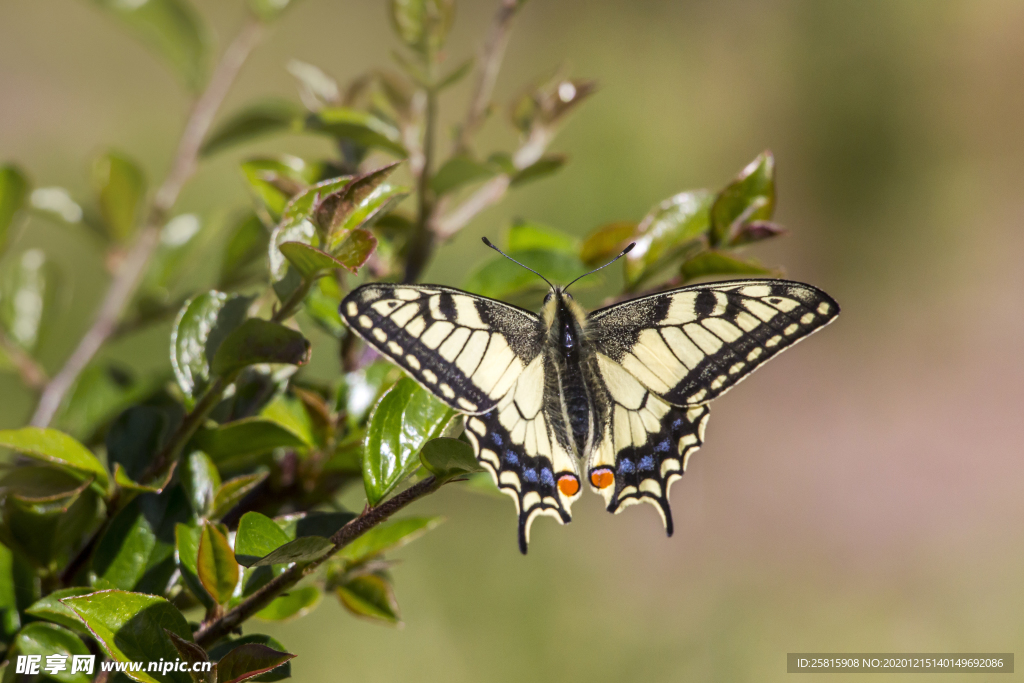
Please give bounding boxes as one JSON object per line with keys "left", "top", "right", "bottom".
{"left": 2, "top": 0, "right": 1023, "bottom": 681}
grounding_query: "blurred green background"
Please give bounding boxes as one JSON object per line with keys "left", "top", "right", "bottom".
{"left": 3, "top": 0, "right": 1024, "bottom": 681}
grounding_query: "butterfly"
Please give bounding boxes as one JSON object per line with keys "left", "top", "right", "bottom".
{"left": 340, "top": 238, "right": 839, "bottom": 553}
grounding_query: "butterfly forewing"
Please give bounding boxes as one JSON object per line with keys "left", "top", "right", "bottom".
{"left": 340, "top": 284, "right": 544, "bottom": 414}
{"left": 587, "top": 280, "right": 839, "bottom": 406}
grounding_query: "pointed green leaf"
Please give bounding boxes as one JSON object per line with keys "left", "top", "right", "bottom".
{"left": 234, "top": 512, "right": 290, "bottom": 566}
{"left": 198, "top": 522, "right": 238, "bottom": 604}
{"left": 389, "top": 0, "right": 455, "bottom": 55}
{"left": 363, "top": 378, "right": 456, "bottom": 505}
{"left": 580, "top": 221, "right": 637, "bottom": 267}
{"left": 217, "top": 642, "right": 294, "bottom": 683}
{"left": 624, "top": 189, "right": 713, "bottom": 288}
{"left": 310, "top": 108, "right": 407, "bottom": 157}
{"left": 420, "top": 437, "right": 481, "bottom": 481}
{"left": 0, "top": 466, "right": 92, "bottom": 507}
{"left": 0, "top": 486, "right": 104, "bottom": 570}
{"left": 175, "top": 522, "right": 215, "bottom": 608}
{"left": 679, "top": 250, "right": 775, "bottom": 283}
{"left": 210, "top": 319, "right": 311, "bottom": 377}
{"left": 329, "top": 228, "right": 377, "bottom": 272}
{"left": 336, "top": 573, "right": 400, "bottom": 624}
{"left": 464, "top": 250, "right": 584, "bottom": 299}
{"left": 255, "top": 585, "right": 320, "bottom": 622}
{"left": 171, "top": 291, "right": 252, "bottom": 401}
{"left": 260, "top": 393, "right": 316, "bottom": 446}
{"left": 0, "top": 165, "right": 28, "bottom": 253}
{"left": 278, "top": 241, "right": 347, "bottom": 278}
{"left": 211, "top": 472, "right": 268, "bottom": 519}
{"left": 209, "top": 634, "right": 292, "bottom": 682}
{"left": 113, "top": 463, "right": 169, "bottom": 493}
{"left": 709, "top": 151, "right": 775, "bottom": 247}
{"left": 509, "top": 153, "right": 566, "bottom": 187}
{"left": 164, "top": 629, "right": 210, "bottom": 676}
{"left": 5, "top": 622, "right": 90, "bottom": 683}
{"left": 313, "top": 162, "right": 400, "bottom": 240}
{"left": 24, "top": 588, "right": 95, "bottom": 636}
{"left": 195, "top": 417, "right": 309, "bottom": 462}
{"left": 506, "top": 220, "right": 577, "bottom": 254}
{"left": 247, "top": 536, "right": 333, "bottom": 567}
{"left": 91, "top": 151, "right": 145, "bottom": 243}
{"left": 181, "top": 450, "right": 221, "bottom": 517}
{"left": 203, "top": 100, "right": 303, "bottom": 157}
{"left": 430, "top": 155, "right": 497, "bottom": 196}
{"left": 62, "top": 590, "right": 193, "bottom": 683}
{"left": 0, "top": 427, "right": 108, "bottom": 490}
{"left": 0, "top": 248, "right": 59, "bottom": 353}
{"left": 240, "top": 156, "right": 321, "bottom": 218}
{"left": 338, "top": 516, "right": 442, "bottom": 564}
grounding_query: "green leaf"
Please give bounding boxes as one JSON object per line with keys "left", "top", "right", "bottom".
{"left": 430, "top": 155, "right": 497, "bottom": 196}
{"left": 217, "top": 642, "right": 295, "bottom": 683}
{"left": 329, "top": 228, "right": 378, "bottom": 272}
{"left": 234, "top": 512, "right": 290, "bottom": 566}
{"left": 4, "top": 622, "right": 90, "bottom": 683}
{"left": 314, "top": 162, "right": 401, "bottom": 242}
{"left": 709, "top": 150, "right": 775, "bottom": 248}
{"left": 389, "top": 0, "right": 455, "bottom": 54}
{"left": 0, "top": 427, "right": 109, "bottom": 490}
{"left": 310, "top": 108, "right": 407, "bottom": 157}
{"left": 114, "top": 463, "right": 170, "bottom": 494}
{"left": 25, "top": 588, "right": 94, "bottom": 635}
{"left": 198, "top": 522, "right": 238, "bottom": 604}
{"left": 335, "top": 573, "right": 400, "bottom": 624}
{"left": 0, "top": 165, "right": 28, "bottom": 253}
{"left": 248, "top": 0, "right": 299, "bottom": 22}
{"left": 268, "top": 176, "right": 352, "bottom": 281}
{"left": 106, "top": 406, "right": 168, "bottom": 485}
{"left": 164, "top": 629, "right": 210, "bottom": 675}
{"left": 92, "top": 488, "right": 189, "bottom": 592}
{"left": 506, "top": 220, "right": 577, "bottom": 254}
{"left": 464, "top": 249, "right": 584, "bottom": 299}
{"left": 210, "top": 319, "right": 311, "bottom": 377}
{"left": 338, "top": 516, "right": 441, "bottom": 564}
{"left": 624, "top": 190, "right": 713, "bottom": 289}
{"left": 435, "top": 57, "right": 474, "bottom": 91}
{"left": 247, "top": 536, "right": 333, "bottom": 567}
{"left": 255, "top": 585, "right": 320, "bottom": 622}
{"left": 0, "top": 486, "right": 104, "bottom": 570}
{"left": 174, "top": 523, "right": 214, "bottom": 608}
{"left": 209, "top": 634, "right": 292, "bottom": 682}
{"left": 286, "top": 60, "right": 340, "bottom": 108}
{"left": 0, "top": 466, "right": 92, "bottom": 507}
{"left": 91, "top": 151, "right": 146, "bottom": 243}
{"left": 195, "top": 417, "right": 308, "bottom": 463}
{"left": 679, "top": 250, "right": 775, "bottom": 283}
{"left": 220, "top": 213, "right": 270, "bottom": 288}
{"left": 211, "top": 472, "right": 268, "bottom": 519}
{"left": 203, "top": 100, "right": 303, "bottom": 157}
{"left": 62, "top": 590, "right": 193, "bottom": 683}
{"left": 0, "top": 248, "right": 59, "bottom": 352}
{"left": 170, "top": 291, "right": 252, "bottom": 401}
{"left": 181, "top": 450, "right": 221, "bottom": 517}
{"left": 509, "top": 154, "right": 566, "bottom": 188}
{"left": 90, "top": 0, "right": 209, "bottom": 92}
{"left": 260, "top": 393, "right": 316, "bottom": 446}
{"left": 363, "top": 378, "right": 456, "bottom": 505}
{"left": 419, "top": 437, "right": 481, "bottom": 481}
{"left": 580, "top": 221, "right": 638, "bottom": 267}
{"left": 240, "top": 156, "right": 321, "bottom": 219}
{"left": 278, "top": 241, "right": 347, "bottom": 279}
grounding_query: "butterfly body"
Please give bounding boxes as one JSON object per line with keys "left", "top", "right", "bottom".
{"left": 341, "top": 276, "right": 838, "bottom": 553}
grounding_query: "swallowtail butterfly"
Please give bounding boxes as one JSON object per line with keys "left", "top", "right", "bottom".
{"left": 340, "top": 239, "right": 838, "bottom": 553}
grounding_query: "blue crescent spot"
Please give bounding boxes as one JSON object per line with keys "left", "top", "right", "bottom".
{"left": 639, "top": 455, "right": 655, "bottom": 471}
{"left": 654, "top": 439, "right": 671, "bottom": 453}
{"left": 523, "top": 468, "right": 539, "bottom": 483}
{"left": 504, "top": 450, "right": 519, "bottom": 466}
{"left": 492, "top": 432, "right": 503, "bottom": 446}
{"left": 540, "top": 468, "right": 555, "bottom": 486}
{"left": 618, "top": 459, "right": 635, "bottom": 474}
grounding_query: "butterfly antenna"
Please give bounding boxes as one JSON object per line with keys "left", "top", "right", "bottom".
{"left": 563, "top": 242, "right": 636, "bottom": 292}
{"left": 481, "top": 237, "right": 554, "bottom": 289}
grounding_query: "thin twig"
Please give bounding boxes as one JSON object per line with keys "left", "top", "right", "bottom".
{"left": 435, "top": 174, "right": 510, "bottom": 239}
{"left": 456, "top": 0, "right": 522, "bottom": 153}
{"left": 194, "top": 476, "right": 441, "bottom": 647}
{"left": 30, "top": 18, "right": 265, "bottom": 428}
{"left": 0, "top": 330, "right": 48, "bottom": 390}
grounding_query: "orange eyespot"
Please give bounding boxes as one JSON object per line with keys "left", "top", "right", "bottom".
{"left": 557, "top": 474, "right": 580, "bottom": 497}
{"left": 590, "top": 468, "right": 614, "bottom": 489}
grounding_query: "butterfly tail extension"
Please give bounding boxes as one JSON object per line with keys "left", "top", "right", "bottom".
{"left": 588, "top": 400, "right": 710, "bottom": 536}
{"left": 465, "top": 408, "right": 582, "bottom": 554}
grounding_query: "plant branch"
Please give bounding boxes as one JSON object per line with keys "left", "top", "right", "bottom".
{"left": 194, "top": 475, "right": 441, "bottom": 647}
{"left": 0, "top": 331, "right": 48, "bottom": 390}
{"left": 456, "top": 0, "right": 522, "bottom": 153}
{"left": 29, "top": 18, "right": 265, "bottom": 428}
{"left": 404, "top": 73, "right": 439, "bottom": 283}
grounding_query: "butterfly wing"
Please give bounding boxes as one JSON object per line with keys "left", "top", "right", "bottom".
{"left": 340, "top": 284, "right": 543, "bottom": 414}
{"left": 587, "top": 280, "right": 839, "bottom": 406}
{"left": 584, "top": 279, "right": 838, "bottom": 531}
{"left": 341, "top": 284, "right": 580, "bottom": 552}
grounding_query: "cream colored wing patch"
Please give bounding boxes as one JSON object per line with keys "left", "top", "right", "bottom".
{"left": 340, "top": 284, "right": 544, "bottom": 414}
{"left": 586, "top": 353, "right": 710, "bottom": 535}
{"left": 464, "top": 355, "right": 582, "bottom": 553}
{"left": 587, "top": 279, "right": 839, "bottom": 405}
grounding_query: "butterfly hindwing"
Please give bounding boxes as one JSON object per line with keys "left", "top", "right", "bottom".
{"left": 340, "top": 284, "right": 544, "bottom": 414}
{"left": 586, "top": 353, "right": 709, "bottom": 533}
{"left": 587, "top": 280, "right": 839, "bottom": 406}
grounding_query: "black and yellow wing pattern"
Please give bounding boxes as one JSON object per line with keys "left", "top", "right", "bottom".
{"left": 341, "top": 278, "right": 838, "bottom": 553}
